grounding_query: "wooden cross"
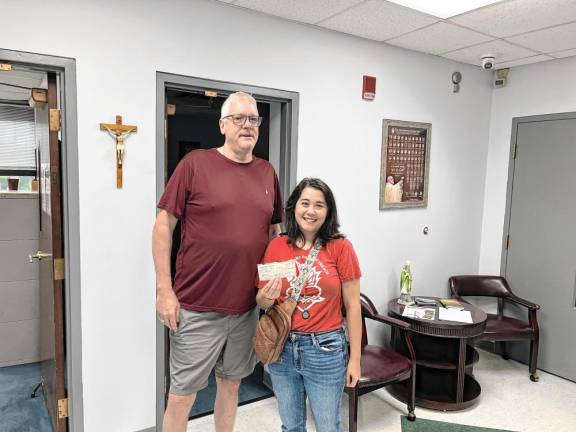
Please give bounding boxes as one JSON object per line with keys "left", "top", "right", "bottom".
{"left": 100, "top": 115, "right": 137, "bottom": 188}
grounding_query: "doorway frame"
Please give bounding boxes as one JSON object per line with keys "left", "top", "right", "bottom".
{"left": 155, "top": 72, "right": 299, "bottom": 431}
{"left": 501, "top": 111, "right": 576, "bottom": 274}
{"left": 0, "top": 48, "right": 82, "bottom": 431}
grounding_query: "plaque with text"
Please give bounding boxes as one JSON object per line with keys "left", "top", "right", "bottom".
{"left": 380, "top": 119, "right": 431, "bottom": 209}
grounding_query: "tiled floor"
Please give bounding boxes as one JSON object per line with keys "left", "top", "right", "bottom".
{"left": 188, "top": 349, "right": 576, "bottom": 432}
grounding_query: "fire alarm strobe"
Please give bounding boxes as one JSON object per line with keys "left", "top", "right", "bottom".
{"left": 363, "top": 75, "right": 376, "bottom": 100}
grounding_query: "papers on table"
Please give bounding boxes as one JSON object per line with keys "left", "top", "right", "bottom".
{"left": 402, "top": 306, "right": 436, "bottom": 320}
{"left": 438, "top": 308, "right": 473, "bottom": 323}
{"left": 257, "top": 260, "right": 296, "bottom": 281}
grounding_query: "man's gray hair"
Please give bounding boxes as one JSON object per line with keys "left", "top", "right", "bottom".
{"left": 220, "top": 91, "right": 257, "bottom": 118}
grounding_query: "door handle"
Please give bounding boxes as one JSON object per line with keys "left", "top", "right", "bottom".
{"left": 29, "top": 251, "right": 53, "bottom": 262}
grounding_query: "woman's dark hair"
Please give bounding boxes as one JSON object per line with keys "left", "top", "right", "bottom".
{"left": 285, "top": 177, "right": 344, "bottom": 247}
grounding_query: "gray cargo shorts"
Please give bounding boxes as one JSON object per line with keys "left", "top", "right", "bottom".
{"left": 168, "top": 307, "right": 258, "bottom": 396}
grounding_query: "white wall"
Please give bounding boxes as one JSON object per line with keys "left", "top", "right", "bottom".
{"left": 479, "top": 57, "right": 576, "bottom": 273}
{"left": 2, "top": 1, "right": 493, "bottom": 430}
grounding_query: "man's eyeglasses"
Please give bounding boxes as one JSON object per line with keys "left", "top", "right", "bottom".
{"left": 222, "top": 114, "right": 263, "bottom": 127}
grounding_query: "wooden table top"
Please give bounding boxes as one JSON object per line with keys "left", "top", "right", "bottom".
{"left": 387, "top": 297, "right": 487, "bottom": 338}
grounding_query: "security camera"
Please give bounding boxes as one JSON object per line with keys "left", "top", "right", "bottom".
{"left": 481, "top": 55, "right": 495, "bottom": 70}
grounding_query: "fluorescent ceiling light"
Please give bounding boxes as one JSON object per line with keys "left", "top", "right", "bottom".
{"left": 386, "top": 0, "right": 503, "bottom": 19}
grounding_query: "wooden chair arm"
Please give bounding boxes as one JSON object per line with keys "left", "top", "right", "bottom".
{"left": 507, "top": 293, "right": 540, "bottom": 310}
{"left": 369, "top": 313, "right": 411, "bottom": 330}
{"left": 367, "top": 313, "right": 416, "bottom": 362}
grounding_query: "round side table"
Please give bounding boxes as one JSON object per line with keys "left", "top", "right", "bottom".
{"left": 387, "top": 298, "right": 487, "bottom": 411}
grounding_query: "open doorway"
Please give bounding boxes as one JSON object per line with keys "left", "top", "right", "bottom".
{"left": 155, "top": 73, "right": 299, "bottom": 426}
{"left": 166, "top": 89, "right": 272, "bottom": 418}
{"left": 0, "top": 50, "right": 81, "bottom": 432}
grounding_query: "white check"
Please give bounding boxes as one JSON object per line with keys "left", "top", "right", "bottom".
{"left": 257, "top": 260, "right": 296, "bottom": 280}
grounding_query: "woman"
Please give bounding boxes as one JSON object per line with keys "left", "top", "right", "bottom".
{"left": 256, "top": 178, "right": 362, "bottom": 432}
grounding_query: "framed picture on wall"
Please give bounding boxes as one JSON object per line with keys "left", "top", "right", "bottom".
{"left": 379, "top": 119, "right": 431, "bottom": 210}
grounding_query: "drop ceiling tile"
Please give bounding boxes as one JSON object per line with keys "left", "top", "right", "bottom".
{"left": 386, "top": 22, "right": 493, "bottom": 55}
{"left": 549, "top": 48, "right": 576, "bottom": 58}
{"left": 318, "top": 0, "right": 438, "bottom": 42}
{"left": 233, "top": 0, "right": 365, "bottom": 24}
{"left": 495, "top": 54, "right": 554, "bottom": 68}
{"left": 507, "top": 21, "right": 576, "bottom": 53}
{"left": 442, "top": 39, "right": 538, "bottom": 66}
{"left": 450, "top": 0, "right": 576, "bottom": 38}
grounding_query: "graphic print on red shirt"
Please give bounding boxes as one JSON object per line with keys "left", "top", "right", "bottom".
{"left": 259, "top": 236, "right": 361, "bottom": 333}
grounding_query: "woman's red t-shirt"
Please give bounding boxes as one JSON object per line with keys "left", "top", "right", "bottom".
{"left": 258, "top": 236, "right": 361, "bottom": 333}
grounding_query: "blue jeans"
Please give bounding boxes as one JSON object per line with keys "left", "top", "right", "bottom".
{"left": 268, "top": 328, "right": 348, "bottom": 432}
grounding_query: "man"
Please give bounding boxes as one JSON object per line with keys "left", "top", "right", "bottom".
{"left": 384, "top": 175, "right": 404, "bottom": 203}
{"left": 152, "top": 92, "right": 283, "bottom": 432}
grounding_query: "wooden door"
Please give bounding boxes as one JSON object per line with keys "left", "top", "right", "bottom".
{"left": 36, "top": 72, "right": 67, "bottom": 431}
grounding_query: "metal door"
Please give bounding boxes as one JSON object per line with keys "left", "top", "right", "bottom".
{"left": 504, "top": 114, "right": 576, "bottom": 381}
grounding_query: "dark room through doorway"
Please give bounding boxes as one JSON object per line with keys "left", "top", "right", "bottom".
{"left": 165, "top": 88, "right": 273, "bottom": 419}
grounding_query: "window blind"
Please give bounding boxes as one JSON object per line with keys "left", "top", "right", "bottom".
{"left": 0, "top": 105, "right": 36, "bottom": 171}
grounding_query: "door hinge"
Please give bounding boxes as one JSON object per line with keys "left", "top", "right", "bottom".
{"left": 49, "top": 109, "right": 61, "bottom": 132}
{"left": 512, "top": 143, "right": 517, "bottom": 159}
{"left": 0, "top": 63, "right": 12, "bottom": 71}
{"left": 54, "top": 258, "right": 65, "bottom": 281}
{"left": 505, "top": 235, "right": 510, "bottom": 250}
{"left": 58, "top": 398, "right": 68, "bottom": 419}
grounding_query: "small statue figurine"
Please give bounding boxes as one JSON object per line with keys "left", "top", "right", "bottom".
{"left": 398, "top": 260, "right": 414, "bottom": 305}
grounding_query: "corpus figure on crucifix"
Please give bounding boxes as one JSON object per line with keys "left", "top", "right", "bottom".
{"left": 100, "top": 115, "right": 137, "bottom": 188}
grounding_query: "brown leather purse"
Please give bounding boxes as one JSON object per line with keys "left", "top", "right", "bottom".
{"left": 252, "top": 242, "right": 321, "bottom": 365}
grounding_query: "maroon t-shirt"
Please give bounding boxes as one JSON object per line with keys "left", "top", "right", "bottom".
{"left": 158, "top": 149, "right": 283, "bottom": 314}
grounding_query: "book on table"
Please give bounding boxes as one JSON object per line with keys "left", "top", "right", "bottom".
{"left": 440, "top": 298, "right": 464, "bottom": 310}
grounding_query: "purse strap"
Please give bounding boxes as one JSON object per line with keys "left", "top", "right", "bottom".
{"left": 289, "top": 241, "right": 322, "bottom": 302}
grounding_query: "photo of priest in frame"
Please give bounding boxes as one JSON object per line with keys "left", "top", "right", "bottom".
{"left": 379, "top": 119, "right": 431, "bottom": 210}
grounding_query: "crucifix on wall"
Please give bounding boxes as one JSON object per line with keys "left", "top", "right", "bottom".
{"left": 100, "top": 115, "right": 137, "bottom": 188}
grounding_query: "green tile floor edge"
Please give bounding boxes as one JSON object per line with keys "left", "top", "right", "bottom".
{"left": 401, "top": 416, "right": 516, "bottom": 432}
